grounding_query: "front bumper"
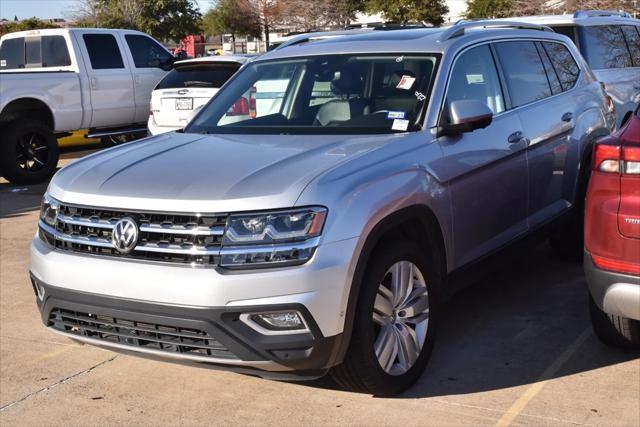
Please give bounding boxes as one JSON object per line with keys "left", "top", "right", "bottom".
{"left": 584, "top": 251, "right": 640, "bottom": 321}
{"left": 30, "top": 235, "right": 359, "bottom": 376}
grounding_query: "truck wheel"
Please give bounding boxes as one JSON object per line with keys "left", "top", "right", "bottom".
{"left": 0, "top": 119, "right": 59, "bottom": 185}
{"left": 330, "top": 240, "right": 441, "bottom": 396}
{"left": 589, "top": 295, "right": 640, "bottom": 349}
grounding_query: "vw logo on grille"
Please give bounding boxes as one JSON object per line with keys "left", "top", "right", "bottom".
{"left": 112, "top": 217, "right": 139, "bottom": 254}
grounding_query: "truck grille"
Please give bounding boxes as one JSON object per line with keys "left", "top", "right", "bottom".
{"left": 49, "top": 308, "right": 237, "bottom": 359}
{"left": 39, "top": 203, "right": 227, "bottom": 266}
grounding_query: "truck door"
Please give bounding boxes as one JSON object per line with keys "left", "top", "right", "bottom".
{"left": 76, "top": 32, "right": 136, "bottom": 128}
{"left": 120, "top": 33, "right": 172, "bottom": 123}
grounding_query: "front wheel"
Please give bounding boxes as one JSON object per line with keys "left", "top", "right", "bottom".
{"left": 330, "top": 240, "right": 441, "bottom": 395}
{"left": 0, "top": 119, "right": 59, "bottom": 185}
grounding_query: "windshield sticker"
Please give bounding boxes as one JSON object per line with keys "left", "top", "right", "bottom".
{"left": 395, "top": 56, "right": 404, "bottom": 62}
{"left": 387, "top": 111, "right": 406, "bottom": 120}
{"left": 414, "top": 91, "right": 427, "bottom": 102}
{"left": 466, "top": 74, "right": 485, "bottom": 84}
{"left": 392, "top": 119, "right": 409, "bottom": 131}
{"left": 396, "top": 75, "right": 416, "bottom": 90}
{"left": 0, "top": 60, "right": 6, "bottom": 67}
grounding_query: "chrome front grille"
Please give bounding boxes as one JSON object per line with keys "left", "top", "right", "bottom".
{"left": 39, "top": 203, "right": 227, "bottom": 265}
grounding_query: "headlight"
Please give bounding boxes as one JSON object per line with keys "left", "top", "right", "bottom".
{"left": 40, "top": 193, "right": 59, "bottom": 226}
{"left": 223, "top": 207, "right": 326, "bottom": 245}
{"left": 220, "top": 207, "right": 327, "bottom": 269}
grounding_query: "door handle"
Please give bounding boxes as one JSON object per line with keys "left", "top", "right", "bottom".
{"left": 508, "top": 131, "right": 526, "bottom": 144}
{"left": 561, "top": 112, "right": 573, "bottom": 122}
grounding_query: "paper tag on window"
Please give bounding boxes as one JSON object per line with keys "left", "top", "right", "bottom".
{"left": 387, "top": 111, "right": 406, "bottom": 120}
{"left": 0, "top": 60, "right": 6, "bottom": 67}
{"left": 466, "top": 74, "right": 484, "bottom": 84}
{"left": 392, "top": 119, "right": 409, "bottom": 131}
{"left": 396, "top": 75, "right": 416, "bottom": 90}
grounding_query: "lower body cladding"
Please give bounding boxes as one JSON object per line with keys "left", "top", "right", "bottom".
{"left": 584, "top": 251, "right": 640, "bottom": 321}
{"left": 29, "top": 236, "right": 359, "bottom": 379}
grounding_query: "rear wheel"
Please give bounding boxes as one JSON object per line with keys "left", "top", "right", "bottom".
{"left": 589, "top": 295, "right": 640, "bottom": 349}
{"left": 0, "top": 119, "right": 59, "bottom": 184}
{"left": 330, "top": 240, "right": 441, "bottom": 396}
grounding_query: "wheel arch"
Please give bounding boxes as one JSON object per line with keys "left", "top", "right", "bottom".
{"left": 334, "top": 204, "right": 447, "bottom": 365}
{"left": 0, "top": 97, "right": 55, "bottom": 130}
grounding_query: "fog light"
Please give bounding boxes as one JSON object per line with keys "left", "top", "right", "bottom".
{"left": 33, "top": 280, "right": 45, "bottom": 301}
{"left": 252, "top": 312, "right": 304, "bottom": 330}
{"left": 240, "top": 310, "right": 310, "bottom": 335}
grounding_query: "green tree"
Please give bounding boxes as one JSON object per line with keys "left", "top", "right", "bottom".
{"left": 75, "top": 0, "right": 202, "bottom": 42}
{"left": 202, "top": 0, "right": 261, "bottom": 53}
{"left": 465, "top": 0, "right": 513, "bottom": 18}
{"left": 0, "top": 17, "right": 57, "bottom": 36}
{"left": 366, "top": 0, "right": 449, "bottom": 26}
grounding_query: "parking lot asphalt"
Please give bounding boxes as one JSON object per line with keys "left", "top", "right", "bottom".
{"left": 1, "top": 149, "right": 639, "bottom": 427}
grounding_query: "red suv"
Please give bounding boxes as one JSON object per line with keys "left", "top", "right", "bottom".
{"left": 585, "top": 104, "right": 640, "bottom": 348}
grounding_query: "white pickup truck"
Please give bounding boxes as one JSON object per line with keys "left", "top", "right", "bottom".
{"left": 0, "top": 28, "right": 174, "bottom": 184}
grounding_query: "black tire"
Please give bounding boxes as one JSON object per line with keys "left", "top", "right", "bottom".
{"left": 589, "top": 295, "right": 640, "bottom": 349}
{"left": 0, "top": 119, "right": 59, "bottom": 185}
{"left": 330, "top": 239, "right": 442, "bottom": 396}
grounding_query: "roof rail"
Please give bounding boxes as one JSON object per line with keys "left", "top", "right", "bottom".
{"left": 438, "top": 20, "right": 553, "bottom": 42}
{"left": 573, "top": 10, "right": 632, "bottom": 19}
{"left": 273, "top": 29, "right": 371, "bottom": 51}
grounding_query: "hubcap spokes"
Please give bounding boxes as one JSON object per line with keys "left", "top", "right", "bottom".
{"left": 16, "top": 133, "right": 48, "bottom": 172}
{"left": 373, "top": 260, "right": 429, "bottom": 375}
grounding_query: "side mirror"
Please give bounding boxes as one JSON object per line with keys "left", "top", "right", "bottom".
{"left": 440, "top": 100, "right": 493, "bottom": 136}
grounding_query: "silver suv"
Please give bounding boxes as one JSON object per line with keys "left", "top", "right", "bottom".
{"left": 31, "top": 21, "right": 615, "bottom": 395}
{"left": 506, "top": 10, "right": 640, "bottom": 129}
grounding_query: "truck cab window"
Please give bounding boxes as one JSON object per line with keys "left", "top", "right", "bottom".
{"left": 125, "top": 35, "right": 172, "bottom": 68}
{"left": 83, "top": 34, "right": 124, "bottom": 69}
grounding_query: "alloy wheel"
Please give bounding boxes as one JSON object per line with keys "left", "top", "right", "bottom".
{"left": 16, "top": 132, "right": 49, "bottom": 173}
{"left": 372, "top": 260, "right": 430, "bottom": 375}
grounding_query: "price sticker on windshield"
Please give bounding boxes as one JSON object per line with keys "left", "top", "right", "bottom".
{"left": 392, "top": 119, "right": 409, "bottom": 131}
{"left": 396, "top": 75, "right": 416, "bottom": 90}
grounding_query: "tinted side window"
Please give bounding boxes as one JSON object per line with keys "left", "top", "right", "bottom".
{"left": 495, "top": 41, "right": 551, "bottom": 108}
{"left": 581, "top": 25, "right": 632, "bottom": 69}
{"left": 0, "top": 37, "right": 25, "bottom": 69}
{"left": 621, "top": 25, "right": 640, "bottom": 67}
{"left": 125, "top": 35, "right": 171, "bottom": 68}
{"left": 536, "top": 43, "right": 562, "bottom": 95}
{"left": 542, "top": 42, "right": 580, "bottom": 91}
{"left": 83, "top": 34, "right": 124, "bottom": 69}
{"left": 445, "top": 44, "right": 505, "bottom": 118}
{"left": 42, "top": 36, "right": 71, "bottom": 67}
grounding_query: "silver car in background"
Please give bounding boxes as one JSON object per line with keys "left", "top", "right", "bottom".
{"left": 31, "top": 21, "right": 615, "bottom": 396}
{"left": 506, "top": 10, "right": 640, "bottom": 128}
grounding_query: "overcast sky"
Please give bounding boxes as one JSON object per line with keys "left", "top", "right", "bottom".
{"left": 0, "top": 0, "right": 216, "bottom": 20}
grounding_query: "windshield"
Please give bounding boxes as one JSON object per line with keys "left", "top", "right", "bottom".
{"left": 156, "top": 63, "right": 241, "bottom": 89}
{"left": 185, "top": 54, "right": 439, "bottom": 135}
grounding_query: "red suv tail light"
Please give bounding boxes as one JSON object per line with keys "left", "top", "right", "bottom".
{"left": 593, "top": 143, "right": 640, "bottom": 175}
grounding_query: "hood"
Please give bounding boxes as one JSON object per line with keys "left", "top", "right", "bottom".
{"left": 50, "top": 131, "right": 393, "bottom": 212}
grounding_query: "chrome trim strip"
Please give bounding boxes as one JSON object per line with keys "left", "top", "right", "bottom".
{"left": 133, "top": 242, "right": 220, "bottom": 256}
{"left": 57, "top": 214, "right": 115, "bottom": 229}
{"left": 48, "top": 328, "right": 291, "bottom": 371}
{"left": 139, "top": 223, "right": 224, "bottom": 236}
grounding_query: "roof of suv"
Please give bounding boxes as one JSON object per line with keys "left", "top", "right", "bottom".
{"left": 174, "top": 55, "right": 254, "bottom": 66}
{"left": 500, "top": 11, "right": 639, "bottom": 27}
{"left": 259, "top": 20, "right": 562, "bottom": 61}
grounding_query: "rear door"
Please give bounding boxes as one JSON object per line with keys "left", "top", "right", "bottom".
{"left": 437, "top": 44, "right": 529, "bottom": 268}
{"left": 76, "top": 32, "right": 136, "bottom": 127}
{"left": 494, "top": 40, "right": 581, "bottom": 226}
{"left": 152, "top": 61, "right": 241, "bottom": 128}
{"left": 121, "top": 33, "right": 173, "bottom": 123}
